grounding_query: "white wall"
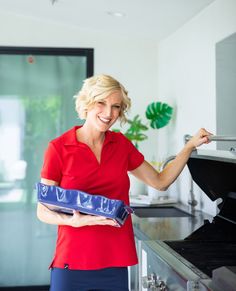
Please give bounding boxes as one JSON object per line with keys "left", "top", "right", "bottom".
{"left": 156, "top": 0, "right": 236, "bottom": 215}
{"left": 0, "top": 10, "right": 159, "bottom": 161}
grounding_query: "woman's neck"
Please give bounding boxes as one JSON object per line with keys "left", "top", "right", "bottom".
{"left": 76, "top": 123, "right": 105, "bottom": 147}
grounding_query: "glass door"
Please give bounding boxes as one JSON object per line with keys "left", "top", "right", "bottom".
{"left": 0, "top": 47, "right": 93, "bottom": 287}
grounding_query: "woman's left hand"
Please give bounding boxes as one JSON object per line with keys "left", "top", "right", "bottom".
{"left": 187, "top": 128, "right": 212, "bottom": 149}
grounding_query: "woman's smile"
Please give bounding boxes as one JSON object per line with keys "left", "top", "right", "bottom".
{"left": 98, "top": 116, "right": 112, "bottom": 124}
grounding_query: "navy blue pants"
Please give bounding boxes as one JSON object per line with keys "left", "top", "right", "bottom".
{"left": 50, "top": 267, "right": 129, "bottom": 291}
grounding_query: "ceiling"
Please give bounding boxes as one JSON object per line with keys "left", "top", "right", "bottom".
{"left": 0, "top": 0, "right": 215, "bottom": 41}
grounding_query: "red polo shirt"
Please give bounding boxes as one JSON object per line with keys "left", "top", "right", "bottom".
{"left": 41, "top": 126, "right": 144, "bottom": 270}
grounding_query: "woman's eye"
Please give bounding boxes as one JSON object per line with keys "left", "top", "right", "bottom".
{"left": 114, "top": 105, "right": 121, "bottom": 109}
{"left": 97, "top": 101, "right": 105, "bottom": 105}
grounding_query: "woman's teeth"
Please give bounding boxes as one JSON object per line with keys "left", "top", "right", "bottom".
{"left": 99, "top": 117, "right": 111, "bottom": 124}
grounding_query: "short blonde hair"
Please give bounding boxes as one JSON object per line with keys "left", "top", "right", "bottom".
{"left": 74, "top": 74, "right": 131, "bottom": 124}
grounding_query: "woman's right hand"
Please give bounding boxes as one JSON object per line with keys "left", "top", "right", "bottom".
{"left": 68, "top": 210, "right": 118, "bottom": 227}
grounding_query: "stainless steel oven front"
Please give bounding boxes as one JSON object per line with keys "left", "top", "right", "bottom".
{"left": 138, "top": 240, "right": 212, "bottom": 291}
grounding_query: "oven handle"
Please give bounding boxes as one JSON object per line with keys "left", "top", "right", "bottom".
{"left": 184, "top": 134, "right": 236, "bottom": 143}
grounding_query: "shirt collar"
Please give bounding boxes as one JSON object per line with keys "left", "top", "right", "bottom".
{"left": 63, "top": 126, "right": 116, "bottom": 146}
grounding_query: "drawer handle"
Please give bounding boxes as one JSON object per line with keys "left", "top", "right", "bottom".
{"left": 142, "top": 273, "right": 167, "bottom": 290}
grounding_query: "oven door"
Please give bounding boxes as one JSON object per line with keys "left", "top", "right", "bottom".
{"left": 138, "top": 240, "right": 211, "bottom": 291}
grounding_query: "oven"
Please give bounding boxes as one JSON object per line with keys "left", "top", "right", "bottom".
{"left": 136, "top": 148, "right": 236, "bottom": 291}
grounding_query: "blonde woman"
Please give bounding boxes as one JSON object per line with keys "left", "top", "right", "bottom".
{"left": 37, "top": 74, "right": 211, "bottom": 291}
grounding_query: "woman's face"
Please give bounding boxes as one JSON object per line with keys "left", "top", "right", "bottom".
{"left": 86, "top": 91, "right": 122, "bottom": 132}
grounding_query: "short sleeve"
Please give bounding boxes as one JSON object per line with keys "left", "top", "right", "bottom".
{"left": 127, "top": 139, "right": 144, "bottom": 171}
{"left": 40, "top": 142, "right": 62, "bottom": 182}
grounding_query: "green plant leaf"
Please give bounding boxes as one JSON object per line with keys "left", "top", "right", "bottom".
{"left": 145, "top": 102, "right": 173, "bottom": 129}
{"left": 112, "top": 128, "right": 121, "bottom": 133}
{"left": 112, "top": 114, "right": 148, "bottom": 148}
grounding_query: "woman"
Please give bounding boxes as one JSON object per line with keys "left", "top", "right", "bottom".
{"left": 37, "top": 74, "right": 211, "bottom": 291}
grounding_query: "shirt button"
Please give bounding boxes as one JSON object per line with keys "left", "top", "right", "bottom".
{"left": 64, "top": 264, "right": 69, "bottom": 269}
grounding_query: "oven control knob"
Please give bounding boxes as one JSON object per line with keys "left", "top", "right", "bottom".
{"left": 142, "top": 273, "right": 167, "bottom": 290}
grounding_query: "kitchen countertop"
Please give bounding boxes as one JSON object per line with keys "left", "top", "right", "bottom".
{"left": 131, "top": 204, "right": 213, "bottom": 241}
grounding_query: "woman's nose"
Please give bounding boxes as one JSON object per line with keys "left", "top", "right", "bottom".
{"left": 103, "top": 106, "right": 112, "bottom": 117}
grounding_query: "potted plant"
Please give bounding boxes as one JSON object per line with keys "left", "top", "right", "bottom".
{"left": 145, "top": 101, "right": 173, "bottom": 200}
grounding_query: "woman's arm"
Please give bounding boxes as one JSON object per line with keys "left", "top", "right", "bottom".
{"left": 130, "top": 128, "right": 211, "bottom": 191}
{"left": 37, "top": 178, "right": 117, "bottom": 227}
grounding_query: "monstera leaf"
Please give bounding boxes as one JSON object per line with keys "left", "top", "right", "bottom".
{"left": 145, "top": 102, "right": 173, "bottom": 129}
